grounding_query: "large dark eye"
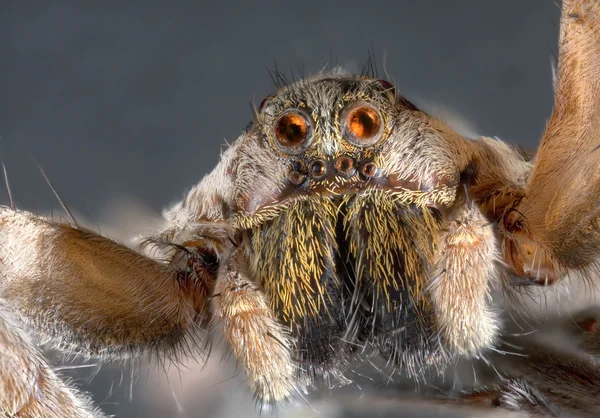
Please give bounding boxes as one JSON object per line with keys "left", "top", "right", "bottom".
{"left": 342, "top": 103, "right": 383, "bottom": 146}
{"left": 273, "top": 110, "right": 312, "bottom": 153}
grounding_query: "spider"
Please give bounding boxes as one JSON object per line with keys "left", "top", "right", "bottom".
{"left": 2, "top": 1, "right": 600, "bottom": 417}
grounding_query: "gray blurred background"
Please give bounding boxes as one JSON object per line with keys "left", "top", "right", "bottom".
{"left": 0, "top": 1, "right": 560, "bottom": 417}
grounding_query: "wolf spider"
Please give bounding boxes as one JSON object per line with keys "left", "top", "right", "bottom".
{"left": 2, "top": 1, "right": 600, "bottom": 417}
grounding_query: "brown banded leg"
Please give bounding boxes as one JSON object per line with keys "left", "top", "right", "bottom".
{"left": 500, "top": 1, "right": 600, "bottom": 280}
{"left": 0, "top": 302, "right": 104, "bottom": 418}
{"left": 563, "top": 308, "right": 600, "bottom": 358}
{"left": 459, "top": 344, "right": 600, "bottom": 417}
{"left": 0, "top": 207, "right": 216, "bottom": 360}
{"left": 446, "top": 306, "right": 600, "bottom": 418}
{"left": 429, "top": 204, "right": 500, "bottom": 356}
{"left": 456, "top": 380, "right": 558, "bottom": 417}
{"left": 211, "top": 249, "right": 297, "bottom": 405}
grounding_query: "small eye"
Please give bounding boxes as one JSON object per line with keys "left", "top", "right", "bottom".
{"left": 361, "top": 162, "right": 378, "bottom": 178}
{"left": 377, "top": 79, "right": 396, "bottom": 96}
{"left": 342, "top": 103, "right": 383, "bottom": 146}
{"left": 259, "top": 94, "right": 274, "bottom": 112}
{"left": 273, "top": 110, "right": 312, "bottom": 154}
{"left": 309, "top": 159, "right": 326, "bottom": 179}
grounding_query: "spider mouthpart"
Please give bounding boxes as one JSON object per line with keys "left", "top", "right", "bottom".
{"left": 288, "top": 170, "right": 307, "bottom": 185}
{"left": 309, "top": 159, "right": 327, "bottom": 179}
{"left": 361, "top": 162, "right": 378, "bottom": 178}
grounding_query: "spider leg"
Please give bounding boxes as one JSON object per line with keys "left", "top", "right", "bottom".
{"left": 0, "top": 207, "right": 216, "bottom": 360}
{"left": 429, "top": 203, "right": 501, "bottom": 357}
{"left": 501, "top": 0, "right": 600, "bottom": 277}
{"left": 211, "top": 248, "right": 296, "bottom": 405}
{"left": 458, "top": 342, "right": 600, "bottom": 417}
{"left": 0, "top": 300, "right": 104, "bottom": 417}
{"left": 442, "top": 306, "right": 600, "bottom": 417}
{"left": 570, "top": 307, "right": 600, "bottom": 356}
{"left": 456, "top": 379, "right": 559, "bottom": 417}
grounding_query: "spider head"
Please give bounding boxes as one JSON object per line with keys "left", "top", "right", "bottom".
{"left": 232, "top": 74, "right": 461, "bottom": 229}
{"left": 220, "top": 74, "right": 489, "bottom": 382}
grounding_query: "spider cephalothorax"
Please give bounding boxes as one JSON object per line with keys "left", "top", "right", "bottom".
{"left": 159, "top": 74, "right": 530, "bottom": 401}
{"left": 2, "top": 1, "right": 600, "bottom": 417}
{"left": 229, "top": 76, "right": 488, "bottom": 376}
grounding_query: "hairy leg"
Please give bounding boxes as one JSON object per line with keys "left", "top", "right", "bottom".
{"left": 0, "top": 301, "right": 104, "bottom": 418}
{"left": 501, "top": 0, "right": 600, "bottom": 277}
{"left": 457, "top": 346, "right": 600, "bottom": 417}
{"left": 211, "top": 249, "right": 296, "bottom": 405}
{"left": 0, "top": 207, "right": 215, "bottom": 359}
{"left": 429, "top": 203, "right": 500, "bottom": 356}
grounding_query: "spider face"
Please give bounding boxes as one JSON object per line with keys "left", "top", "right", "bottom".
{"left": 232, "top": 76, "right": 460, "bottom": 222}
{"left": 225, "top": 75, "right": 476, "bottom": 384}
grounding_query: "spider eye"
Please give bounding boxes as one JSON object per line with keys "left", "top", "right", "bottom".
{"left": 259, "top": 94, "right": 274, "bottom": 112}
{"left": 273, "top": 111, "right": 312, "bottom": 153}
{"left": 377, "top": 79, "right": 396, "bottom": 96}
{"left": 343, "top": 103, "right": 383, "bottom": 146}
